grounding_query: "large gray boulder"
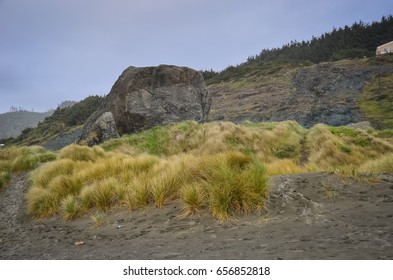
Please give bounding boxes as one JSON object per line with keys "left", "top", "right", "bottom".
{"left": 82, "top": 111, "right": 119, "bottom": 146}
{"left": 80, "top": 65, "right": 211, "bottom": 144}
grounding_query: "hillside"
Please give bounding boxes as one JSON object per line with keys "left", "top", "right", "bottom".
{"left": 6, "top": 95, "right": 104, "bottom": 147}
{"left": 207, "top": 56, "right": 393, "bottom": 129}
{"left": 0, "top": 111, "right": 53, "bottom": 140}
{"left": 204, "top": 15, "right": 393, "bottom": 129}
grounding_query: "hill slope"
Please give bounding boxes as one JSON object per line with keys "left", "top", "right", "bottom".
{"left": 205, "top": 15, "right": 393, "bottom": 129}
{"left": 7, "top": 95, "right": 104, "bottom": 147}
{"left": 0, "top": 111, "right": 53, "bottom": 140}
{"left": 208, "top": 56, "right": 393, "bottom": 129}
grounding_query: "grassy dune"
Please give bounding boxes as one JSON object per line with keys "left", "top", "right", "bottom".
{"left": 0, "top": 146, "right": 56, "bottom": 191}
{"left": 6, "top": 120, "right": 392, "bottom": 222}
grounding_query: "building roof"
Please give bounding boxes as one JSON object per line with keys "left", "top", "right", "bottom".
{"left": 377, "top": 41, "right": 393, "bottom": 49}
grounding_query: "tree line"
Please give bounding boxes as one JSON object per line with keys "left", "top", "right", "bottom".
{"left": 202, "top": 15, "right": 393, "bottom": 81}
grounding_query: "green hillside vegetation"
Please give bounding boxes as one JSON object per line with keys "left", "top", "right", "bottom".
{"left": 19, "top": 120, "right": 393, "bottom": 222}
{"left": 8, "top": 95, "right": 104, "bottom": 146}
{"left": 203, "top": 15, "right": 393, "bottom": 85}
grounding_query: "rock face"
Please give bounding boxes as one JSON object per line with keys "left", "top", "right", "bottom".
{"left": 80, "top": 65, "right": 211, "bottom": 144}
{"left": 84, "top": 112, "right": 119, "bottom": 146}
{"left": 209, "top": 60, "right": 393, "bottom": 128}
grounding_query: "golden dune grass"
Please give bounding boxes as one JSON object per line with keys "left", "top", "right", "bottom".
{"left": 24, "top": 121, "right": 393, "bottom": 221}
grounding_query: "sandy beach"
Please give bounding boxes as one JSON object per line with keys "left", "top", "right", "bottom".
{"left": 1, "top": 172, "right": 392, "bottom": 260}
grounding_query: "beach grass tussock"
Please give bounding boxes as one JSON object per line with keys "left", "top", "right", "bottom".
{"left": 24, "top": 120, "right": 393, "bottom": 221}
{"left": 0, "top": 145, "right": 56, "bottom": 191}
{"left": 61, "top": 195, "right": 82, "bottom": 221}
{"left": 180, "top": 183, "right": 205, "bottom": 217}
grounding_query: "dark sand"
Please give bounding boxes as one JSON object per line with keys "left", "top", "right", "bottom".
{"left": 1, "top": 172, "right": 392, "bottom": 259}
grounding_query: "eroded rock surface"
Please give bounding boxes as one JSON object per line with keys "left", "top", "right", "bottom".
{"left": 80, "top": 65, "right": 211, "bottom": 144}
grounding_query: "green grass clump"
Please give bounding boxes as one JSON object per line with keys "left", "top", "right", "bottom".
{"left": 206, "top": 156, "right": 267, "bottom": 221}
{"left": 329, "top": 126, "right": 371, "bottom": 147}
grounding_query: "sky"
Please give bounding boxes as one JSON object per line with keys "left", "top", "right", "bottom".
{"left": 0, "top": 0, "right": 392, "bottom": 113}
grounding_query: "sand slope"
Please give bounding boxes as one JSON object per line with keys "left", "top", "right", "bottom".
{"left": 0, "top": 172, "right": 392, "bottom": 259}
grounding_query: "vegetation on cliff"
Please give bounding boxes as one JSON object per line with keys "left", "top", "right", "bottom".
{"left": 203, "top": 15, "right": 393, "bottom": 84}
{"left": 7, "top": 95, "right": 104, "bottom": 146}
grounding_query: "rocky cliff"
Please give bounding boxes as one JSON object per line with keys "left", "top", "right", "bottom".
{"left": 208, "top": 58, "right": 393, "bottom": 128}
{"left": 80, "top": 65, "right": 212, "bottom": 144}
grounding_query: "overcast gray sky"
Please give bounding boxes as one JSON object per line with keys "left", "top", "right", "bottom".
{"left": 1, "top": 0, "right": 392, "bottom": 113}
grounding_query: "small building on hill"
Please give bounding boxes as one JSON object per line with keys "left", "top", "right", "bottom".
{"left": 376, "top": 41, "right": 393, "bottom": 56}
